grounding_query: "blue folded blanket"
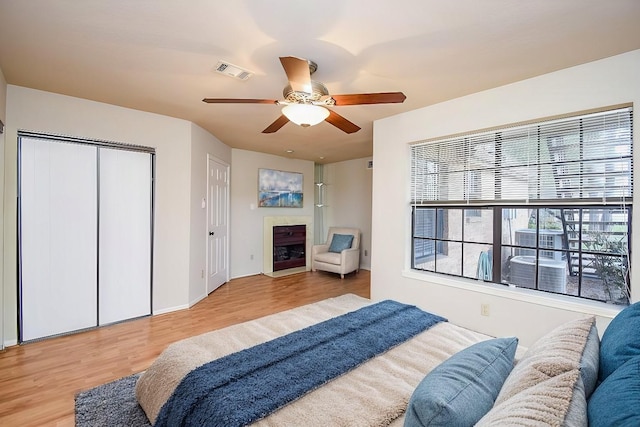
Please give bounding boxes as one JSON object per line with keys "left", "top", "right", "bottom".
{"left": 155, "top": 299, "right": 446, "bottom": 427}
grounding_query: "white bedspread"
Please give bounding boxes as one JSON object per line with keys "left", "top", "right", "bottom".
{"left": 136, "top": 294, "right": 492, "bottom": 426}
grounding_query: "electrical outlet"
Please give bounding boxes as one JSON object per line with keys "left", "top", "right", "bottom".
{"left": 480, "top": 304, "right": 490, "bottom": 316}
{"left": 364, "top": 249, "right": 368, "bottom": 256}
{"left": 250, "top": 254, "right": 254, "bottom": 260}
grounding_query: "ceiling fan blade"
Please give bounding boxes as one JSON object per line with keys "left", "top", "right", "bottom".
{"left": 202, "top": 98, "right": 278, "bottom": 104}
{"left": 279, "top": 56, "right": 312, "bottom": 93}
{"left": 331, "top": 92, "right": 406, "bottom": 106}
{"left": 262, "top": 115, "right": 290, "bottom": 133}
{"left": 325, "top": 110, "right": 361, "bottom": 134}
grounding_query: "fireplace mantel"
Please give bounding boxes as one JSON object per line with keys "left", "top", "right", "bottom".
{"left": 263, "top": 216, "right": 313, "bottom": 277}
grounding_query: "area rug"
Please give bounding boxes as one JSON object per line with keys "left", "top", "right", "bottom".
{"left": 75, "top": 373, "right": 150, "bottom": 427}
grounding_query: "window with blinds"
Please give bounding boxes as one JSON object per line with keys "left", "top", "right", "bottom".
{"left": 410, "top": 106, "right": 633, "bottom": 305}
{"left": 411, "top": 107, "right": 633, "bottom": 206}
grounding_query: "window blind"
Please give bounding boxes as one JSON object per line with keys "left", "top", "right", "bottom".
{"left": 410, "top": 107, "right": 633, "bottom": 206}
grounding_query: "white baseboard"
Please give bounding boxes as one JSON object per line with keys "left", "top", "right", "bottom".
{"left": 229, "top": 272, "right": 263, "bottom": 280}
{"left": 153, "top": 303, "right": 189, "bottom": 316}
{"left": 189, "top": 293, "right": 206, "bottom": 308}
{"left": 3, "top": 338, "right": 18, "bottom": 348}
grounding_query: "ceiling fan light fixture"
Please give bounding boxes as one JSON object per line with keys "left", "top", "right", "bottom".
{"left": 282, "top": 104, "right": 329, "bottom": 127}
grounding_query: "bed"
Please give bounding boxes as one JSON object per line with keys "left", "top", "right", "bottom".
{"left": 135, "top": 293, "right": 640, "bottom": 426}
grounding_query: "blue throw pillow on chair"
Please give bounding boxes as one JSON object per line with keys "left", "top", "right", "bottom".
{"left": 328, "top": 234, "right": 354, "bottom": 253}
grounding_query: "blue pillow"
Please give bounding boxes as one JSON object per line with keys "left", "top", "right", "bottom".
{"left": 588, "top": 355, "right": 640, "bottom": 426}
{"left": 328, "top": 234, "right": 354, "bottom": 253}
{"left": 599, "top": 301, "right": 640, "bottom": 382}
{"left": 404, "top": 337, "right": 518, "bottom": 427}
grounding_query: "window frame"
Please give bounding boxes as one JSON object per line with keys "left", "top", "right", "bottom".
{"left": 411, "top": 205, "right": 631, "bottom": 304}
{"left": 409, "top": 106, "right": 633, "bottom": 305}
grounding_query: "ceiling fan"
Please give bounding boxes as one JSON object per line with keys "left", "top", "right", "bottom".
{"left": 203, "top": 56, "right": 406, "bottom": 134}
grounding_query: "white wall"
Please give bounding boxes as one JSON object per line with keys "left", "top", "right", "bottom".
{"left": 0, "top": 67, "right": 6, "bottom": 349}
{"left": 230, "top": 149, "right": 314, "bottom": 278}
{"left": 188, "top": 122, "right": 231, "bottom": 306}
{"left": 3, "top": 86, "right": 197, "bottom": 345}
{"left": 322, "top": 157, "right": 373, "bottom": 270}
{"left": 372, "top": 49, "right": 640, "bottom": 347}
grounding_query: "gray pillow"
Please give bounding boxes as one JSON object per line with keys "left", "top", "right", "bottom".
{"left": 564, "top": 375, "right": 588, "bottom": 427}
{"left": 580, "top": 323, "right": 599, "bottom": 398}
{"left": 404, "top": 337, "right": 518, "bottom": 427}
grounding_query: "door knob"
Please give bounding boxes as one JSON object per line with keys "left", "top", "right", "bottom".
{"left": 209, "top": 231, "right": 214, "bottom": 236}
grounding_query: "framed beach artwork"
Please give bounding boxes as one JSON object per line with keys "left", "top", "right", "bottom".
{"left": 258, "top": 168, "right": 303, "bottom": 208}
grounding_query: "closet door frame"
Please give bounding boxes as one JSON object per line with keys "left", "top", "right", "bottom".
{"left": 17, "top": 131, "right": 155, "bottom": 343}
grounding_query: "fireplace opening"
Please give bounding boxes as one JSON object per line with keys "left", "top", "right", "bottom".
{"left": 273, "top": 225, "right": 306, "bottom": 271}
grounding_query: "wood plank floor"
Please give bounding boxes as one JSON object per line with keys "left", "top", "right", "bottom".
{"left": 0, "top": 270, "right": 370, "bottom": 426}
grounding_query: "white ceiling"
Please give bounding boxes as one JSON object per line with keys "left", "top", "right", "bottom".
{"left": 1, "top": 1, "right": 639, "bottom": 164}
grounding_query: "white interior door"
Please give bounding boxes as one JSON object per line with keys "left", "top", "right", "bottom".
{"left": 98, "top": 148, "right": 152, "bottom": 325}
{"left": 207, "top": 156, "right": 229, "bottom": 294}
{"left": 20, "top": 138, "right": 98, "bottom": 341}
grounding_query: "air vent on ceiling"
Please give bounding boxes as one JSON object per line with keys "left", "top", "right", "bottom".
{"left": 214, "top": 61, "right": 253, "bottom": 81}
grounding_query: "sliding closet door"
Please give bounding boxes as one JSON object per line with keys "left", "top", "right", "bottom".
{"left": 20, "top": 138, "right": 98, "bottom": 341}
{"left": 98, "top": 148, "right": 152, "bottom": 325}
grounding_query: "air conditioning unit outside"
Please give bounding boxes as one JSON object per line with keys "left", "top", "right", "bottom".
{"left": 514, "top": 229, "right": 564, "bottom": 261}
{"left": 509, "top": 255, "right": 567, "bottom": 293}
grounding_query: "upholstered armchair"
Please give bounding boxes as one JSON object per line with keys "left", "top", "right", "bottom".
{"left": 311, "top": 227, "right": 361, "bottom": 279}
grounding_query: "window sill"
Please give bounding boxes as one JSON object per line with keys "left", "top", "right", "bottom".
{"left": 402, "top": 269, "right": 624, "bottom": 319}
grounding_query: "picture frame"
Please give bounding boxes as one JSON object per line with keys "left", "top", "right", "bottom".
{"left": 258, "top": 168, "right": 303, "bottom": 208}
